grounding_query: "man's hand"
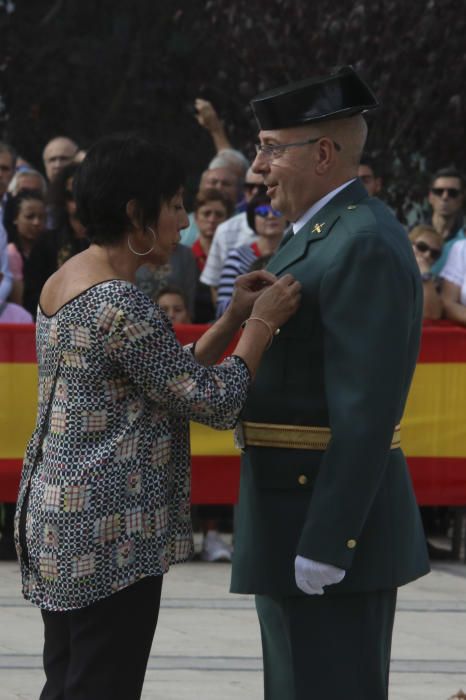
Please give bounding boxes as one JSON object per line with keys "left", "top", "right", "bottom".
{"left": 194, "top": 98, "right": 223, "bottom": 134}
{"left": 295, "top": 555, "right": 346, "bottom": 595}
{"left": 228, "top": 270, "right": 277, "bottom": 324}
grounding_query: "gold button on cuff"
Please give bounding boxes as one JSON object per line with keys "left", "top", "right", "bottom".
{"left": 346, "top": 539, "right": 357, "bottom": 549}
{"left": 298, "top": 475, "right": 308, "bottom": 486}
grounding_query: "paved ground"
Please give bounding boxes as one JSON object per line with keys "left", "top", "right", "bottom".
{"left": 1, "top": 543, "right": 466, "bottom": 700}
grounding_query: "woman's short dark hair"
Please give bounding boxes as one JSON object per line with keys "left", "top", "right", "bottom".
{"left": 75, "top": 133, "right": 185, "bottom": 245}
{"left": 246, "top": 192, "right": 273, "bottom": 232}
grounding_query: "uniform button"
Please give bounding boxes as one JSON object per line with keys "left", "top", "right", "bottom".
{"left": 298, "top": 475, "right": 308, "bottom": 486}
{"left": 346, "top": 539, "right": 357, "bottom": 549}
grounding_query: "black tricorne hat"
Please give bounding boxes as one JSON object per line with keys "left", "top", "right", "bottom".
{"left": 251, "top": 66, "right": 378, "bottom": 130}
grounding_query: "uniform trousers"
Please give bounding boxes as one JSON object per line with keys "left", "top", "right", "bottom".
{"left": 40, "top": 575, "right": 163, "bottom": 700}
{"left": 255, "top": 588, "right": 397, "bottom": 700}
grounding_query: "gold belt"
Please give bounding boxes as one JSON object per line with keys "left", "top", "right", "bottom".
{"left": 235, "top": 421, "right": 401, "bottom": 451}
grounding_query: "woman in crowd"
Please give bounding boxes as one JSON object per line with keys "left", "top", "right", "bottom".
{"left": 216, "top": 192, "right": 287, "bottom": 317}
{"left": 15, "top": 133, "right": 300, "bottom": 700}
{"left": 409, "top": 224, "right": 444, "bottom": 320}
{"left": 440, "top": 238, "right": 466, "bottom": 325}
{"left": 23, "top": 162, "right": 89, "bottom": 316}
{"left": 192, "top": 187, "right": 233, "bottom": 322}
{"left": 6, "top": 189, "right": 47, "bottom": 309}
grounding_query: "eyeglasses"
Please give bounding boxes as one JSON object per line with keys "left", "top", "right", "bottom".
{"left": 414, "top": 240, "right": 442, "bottom": 261}
{"left": 430, "top": 187, "right": 462, "bottom": 198}
{"left": 255, "top": 137, "right": 342, "bottom": 161}
{"left": 254, "top": 205, "right": 282, "bottom": 218}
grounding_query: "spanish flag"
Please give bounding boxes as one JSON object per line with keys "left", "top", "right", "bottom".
{"left": 1, "top": 322, "right": 466, "bottom": 505}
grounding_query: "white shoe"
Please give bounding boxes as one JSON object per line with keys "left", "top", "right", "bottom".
{"left": 200, "top": 530, "right": 232, "bottom": 562}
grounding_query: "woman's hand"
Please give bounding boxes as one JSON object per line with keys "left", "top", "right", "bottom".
{"left": 250, "top": 274, "right": 301, "bottom": 331}
{"left": 227, "top": 270, "right": 277, "bottom": 324}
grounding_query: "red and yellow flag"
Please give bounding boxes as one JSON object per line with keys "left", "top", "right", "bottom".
{"left": 1, "top": 322, "right": 466, "bottom": 504}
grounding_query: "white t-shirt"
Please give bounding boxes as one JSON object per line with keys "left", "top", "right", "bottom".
{"left": 440, "top": 239, "right": 466, "bottom": 305}
{"left": 200, "top": 212, "right": 256, "bottom": 287}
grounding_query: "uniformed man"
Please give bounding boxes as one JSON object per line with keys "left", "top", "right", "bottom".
{"left": 230, "top": 66, "right": 430, "bottom": 700}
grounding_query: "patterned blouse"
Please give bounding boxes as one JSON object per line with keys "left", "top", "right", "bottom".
{"left": 14, "top": 280, "right": 250, "bottom": 611}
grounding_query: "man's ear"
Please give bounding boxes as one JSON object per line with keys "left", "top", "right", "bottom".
{"left": 126, "top": 199, "right": 142, "bottom": 230}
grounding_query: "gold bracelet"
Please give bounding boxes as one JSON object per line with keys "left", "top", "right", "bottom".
{"left": 241, "top": 316, "right": 280, "bottom": 350}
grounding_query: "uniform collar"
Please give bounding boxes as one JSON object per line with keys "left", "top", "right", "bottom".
{"left": 268, "top": 178, "right": 368, "bottom": 276}
{"left": 292, "top": 179, "right": 356, "bottom": 235}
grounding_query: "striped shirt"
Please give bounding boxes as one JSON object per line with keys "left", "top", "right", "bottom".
{"left": 216, "top": 243, "right": 260, "bottom": 318}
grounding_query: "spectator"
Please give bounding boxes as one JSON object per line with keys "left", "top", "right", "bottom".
{"left": 42, "top": 135, "right": 78, "bottom": 181}
{"left": 440, "top": 239, "right": 466, "bottom": 326}
{"left": 192, "top": 188, "right": 233, "bottom": 322}
{"left": 200, "top": 166, "right": 266, "bottom": 298}
{"left": 10, "top": 191, "right": 46, "bottom": 255}
{"left": 0, "top": 142, "right": 16, "bottom": 302}
{"left": 409, "top": 225, "right": 444, "bottom": 320}
{"left": 135, "top": 244, "right": 198, "bottom": 318}
{"left": 154, "top": 285, "right": 192, "bottom": 324}
{"left": 209, "top": 150, "right": 249, "bottom": 183}
{"left": 23, "top": 163, "right": 89, "bottom": 316}
{"left": 358, "top": 155, "right": 383, "bottom": 197}
{"left": 426, "top": 167, "right": 465, "bottom": 274}
{"left": 180, "top": 163, "right": 240, "bottom": 246}
{"left": 216, "top": 194, "right": 287, "bottom": 317}
{"left": 8, "top": 167, "right": 48, "bottom": 197}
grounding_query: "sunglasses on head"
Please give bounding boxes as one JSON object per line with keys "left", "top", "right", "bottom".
{"left": 254, "top": 205, "right": 282, "bottom": 217}
{"left": 430, "top": 187, "right": 462, "bottom": 198}
{"left": 414, "top": 240, "right": 442, "bottom": 261}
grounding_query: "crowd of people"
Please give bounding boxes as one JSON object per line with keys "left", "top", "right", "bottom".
{"left": 0, "top": 100, "right": 465, "bottom": 565}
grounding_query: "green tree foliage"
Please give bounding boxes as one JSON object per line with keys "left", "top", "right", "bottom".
{"left": 1, "top": 0, "right": 464, "bottom": 218}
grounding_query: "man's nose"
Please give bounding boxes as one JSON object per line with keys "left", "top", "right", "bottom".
{"left": 252, "top": 153, "right": 267, "bottom": 175}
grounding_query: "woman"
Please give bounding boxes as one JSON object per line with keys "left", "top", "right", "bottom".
{"left": 216, "top": 192, "right": 287, "bottom": 317}
{"left": 6, "top": 189, "right": 47, "bottom": 307}
{"left": 14, "top": 133, "right": 300, "bottom": 700}
{"left": 192, "top": 188, "right": 233, "bottom": 322}
{"left": 409, "top": 224, "right": 444, "bottom": 320}
{"left": 23, "top": 162, "right": 90, "bottom": 317}
{"left": 440, "top": 238, "right": 466, "bottom": 325}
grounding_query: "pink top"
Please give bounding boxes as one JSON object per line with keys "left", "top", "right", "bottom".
{"left": 0, "top": 302, "right": 33, "bottom": 323}
{"left": 7, "top": 243, "right": 23, "bottom": 281}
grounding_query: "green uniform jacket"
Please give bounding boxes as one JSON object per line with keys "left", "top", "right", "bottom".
{"left": 231, "top": 179, "right": 430, "bottom": 596}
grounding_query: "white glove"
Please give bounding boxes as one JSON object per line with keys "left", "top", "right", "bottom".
{"left": 295, "top": 555, "right": 346, "bottom": 595}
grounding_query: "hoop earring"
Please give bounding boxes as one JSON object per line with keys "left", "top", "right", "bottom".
{"left": 127, "top": 227, "right": 157, "bottom": 256}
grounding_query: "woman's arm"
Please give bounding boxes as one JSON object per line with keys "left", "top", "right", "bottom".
{"left": 441, "top": 280, "right": 466, "bottom": 325}
{"left": 194, "top": 270, "right": 277, "bottom": 366}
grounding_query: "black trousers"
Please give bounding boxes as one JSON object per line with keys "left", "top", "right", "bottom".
{"left": 40, "top": 575, "right": 163, "bottom": 700}
{"left": 255, "top": 588, "right": 397, "bottom": 700}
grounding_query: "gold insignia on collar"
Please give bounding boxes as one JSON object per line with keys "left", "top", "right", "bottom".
{"left": 311, "top": 222, "right": 326, "bottom": 234}
{"left": 347, "top": 205, "right": 357, "bottom": 210}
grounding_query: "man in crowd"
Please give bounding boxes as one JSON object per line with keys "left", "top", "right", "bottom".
{"left": 426, "top": 167, "right": 464, "bottom": 274}
{"left": 42, "top": 136, "right": 78, "bottom": 181}
{"left": 180, "top": 161, "right": 241, "bottom": 247}
{"left": 230, "top": 66, "right": 430, "bottom": 700}
{"left": 358, "top": 154, "right": 383, "bottom": 196}
{"left": 200, "top": 167, "right": 265, "bottom": 300}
